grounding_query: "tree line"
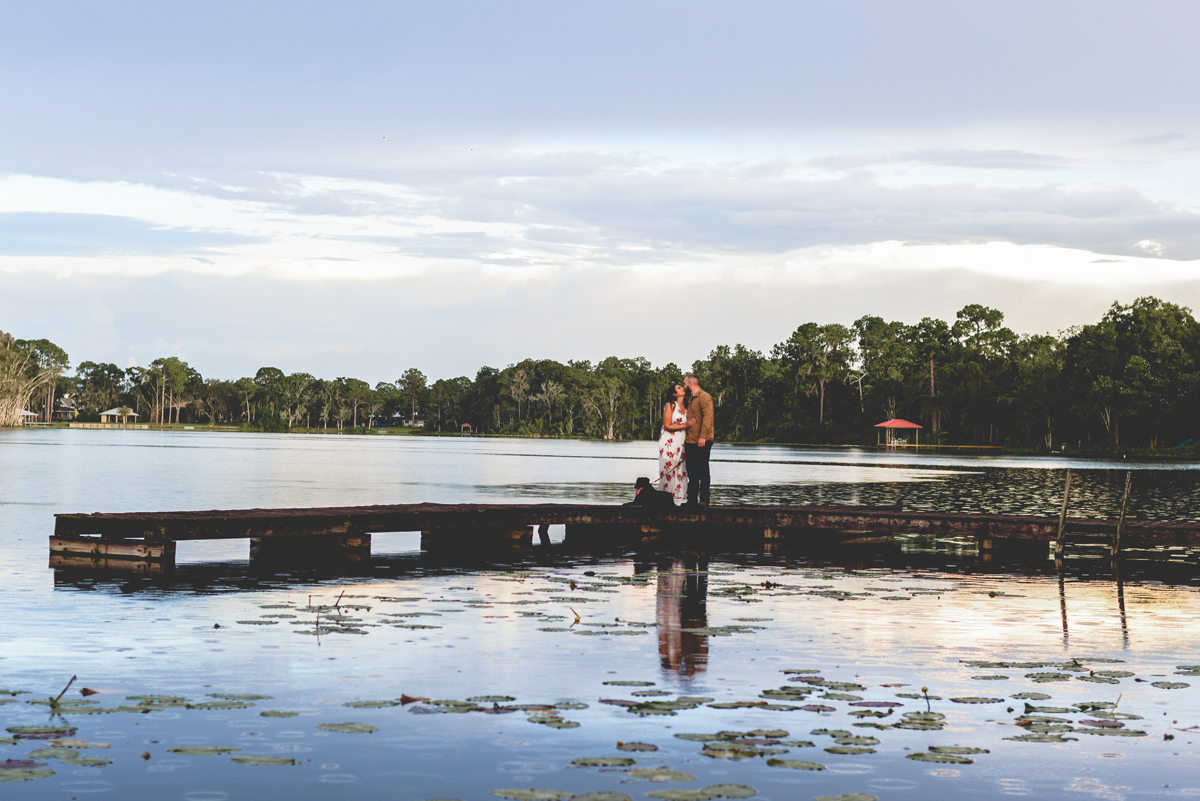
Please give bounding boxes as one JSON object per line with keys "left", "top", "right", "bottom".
{"left": 6, "top": 296, "right": 1199, "bottom": 450}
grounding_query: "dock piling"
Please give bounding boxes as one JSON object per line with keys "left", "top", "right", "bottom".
{"left": 1112, "top": 471, "right": 1133, "bottom": 559}
{"left": 1054, "top": 469, "right": 1073, "bottom": 562}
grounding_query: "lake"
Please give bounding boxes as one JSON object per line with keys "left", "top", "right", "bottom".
{"left": 3, "top": 429, "right": 1200, "bottom": 800}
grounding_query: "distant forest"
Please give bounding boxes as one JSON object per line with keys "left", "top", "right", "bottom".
{"left": 5, "top": 296, "right": 1199, "bottom": 451}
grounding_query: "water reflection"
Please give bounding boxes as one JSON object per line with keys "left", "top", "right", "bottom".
{"left": 654, "top": 557, "right": 709, "bottom": 678}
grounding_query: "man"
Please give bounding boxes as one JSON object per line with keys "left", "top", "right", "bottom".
{"left": 683, "top": 374, "right": 714, "bottom": 506}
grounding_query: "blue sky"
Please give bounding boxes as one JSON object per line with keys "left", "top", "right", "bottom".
{"left": 2, "top": 1, "right": 1199, "bottom": 382}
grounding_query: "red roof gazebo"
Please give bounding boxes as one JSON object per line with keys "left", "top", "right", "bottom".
{"left": 874, "top": 418, "right": 922, "bottom": 447}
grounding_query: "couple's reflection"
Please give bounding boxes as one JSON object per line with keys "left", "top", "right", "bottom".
{"left": 647, "top": 556, "right": 709, "bottom": 677}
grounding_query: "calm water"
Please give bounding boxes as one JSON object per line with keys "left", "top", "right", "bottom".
{"left": 3, "top": 429, "right": 1200, "bottom": 801}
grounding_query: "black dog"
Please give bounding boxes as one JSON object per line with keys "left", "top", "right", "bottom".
{"left": 623, "top": 477, "right": 677, "bottom": 508}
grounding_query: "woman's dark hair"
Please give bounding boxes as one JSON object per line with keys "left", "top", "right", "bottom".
{"left": 664, "top": 381, "right": 687, "bottom": 406}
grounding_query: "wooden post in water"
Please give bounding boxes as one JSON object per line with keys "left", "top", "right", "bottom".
{"left": 1054, "top": 469, "right": 1072, "bottom": 562}
{"left": 1111, "top": 471, "right": 1133, "bottom": 559}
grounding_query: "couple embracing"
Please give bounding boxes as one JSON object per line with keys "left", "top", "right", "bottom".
{"left": 656, "top": 374, "right": 714, "bottom": 507}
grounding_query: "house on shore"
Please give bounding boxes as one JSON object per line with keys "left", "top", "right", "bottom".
{"left": 52, "top": 396, "right": 77, "bottom": 422}
{"left": 99, "top": 408, "right": 139, "bottom": 425}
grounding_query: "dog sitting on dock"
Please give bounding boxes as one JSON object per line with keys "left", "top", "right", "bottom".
{"left": 623, "top": 477, "right": 677, "bottom": 508}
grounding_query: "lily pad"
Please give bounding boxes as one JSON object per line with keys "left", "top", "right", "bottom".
{"left": 468, "top": 696, "right": 517, "bottom": 703}
{"left": 571, "top": 757, "right": 635, "bottom": 767}
{"left": 260, "top": 710, "right": 299, "bottom": 718}
{"left": 210, "top": 693, "right": 271, "bottom": 701}
{"left": 316, "top": 722, "right": 379, "bottom": 734}
{"left": 1077, "top": 676, "right": 1119, "bottom": 684}
{"left": 1005, "top": 733, "right": 1077, "bottom": 742}
{"left": 490, "top": 790, "right": 572, "bottom": 800}
{"left": 646, "top": 792, "right": 714, "bottom": 801}
{"left": 907, "top": 752, "right": 973, "bottom": 764}
{"left": 615, "top": 742, "right": 658, "bottom": 752}
{"left": 127, "top": 695, "right": 189, "bottom": 705}
{"left": 629, "top": 767, "right": 696, "bottom": 781}
{"left": 971, "top": 675, "right": 1009, "bottom": 681}
{"left": 61, "top": 757, "right": 112, "bottom": 767}
{"left": 603, "top": 681, "right": 654, "bottom": 687}
{"left": 1025, "top": 673, "right": 1071, "bottom": 683}
{"left": 1076, "top": 729, "right": 1147, "bottom": 737}
{"left": 343, "top": 700, "right": 401, "bottom": 708}
{"left": 703, "top": 786, "right": 757, "bottom": 799}
{"left": 25, "top": 748, "right": 78, "bottom": 760}
{"left": 168, "top": 746, "right": 242, "bottom": 755}
{"left": 825, "top": 746, "right": 875, "bottom": 754}
{"left": 46, "top": 739, "right": 110, "bottom": 749}
{"left": 1151, "top": 681, "right": 1189, "bottom": 689}
{"left": 189, "top": 701, "right": 255, "bottom": 710}
{"left": 950, "top": 697, "right": 1004, "bottom": 704}
{"left": 6, "top": 727, "right": 75, "bottom": 740}
{"left": 766, "top": 758, "right": 825, "bottom": 770}
{"left": 929, "top": 746, "right": 989, "bottom": 754}
{"left": 0, "top": 768, "right": 55, "bottom": 782}
{"left": 1010, "top": 692, "right": 1052, "bottom": 700}
{"left": 230, "top": 755, "right": 297, "bottom": 766}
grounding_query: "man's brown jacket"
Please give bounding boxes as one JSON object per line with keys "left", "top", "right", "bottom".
{"left": 685, "top": 389, "right": 714, "bottom": 445}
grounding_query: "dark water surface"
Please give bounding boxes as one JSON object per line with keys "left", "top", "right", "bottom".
{"left": 3, "top": 429, "right": 1200, "bottom": 801}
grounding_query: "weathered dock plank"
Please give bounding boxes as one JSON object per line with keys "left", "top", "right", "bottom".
{"left": 51, "top": 502, "right": 1200, "bottom": 546}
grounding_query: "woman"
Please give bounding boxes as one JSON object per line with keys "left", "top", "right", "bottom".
{"left": 656, "top": 383, "right": 694, "bottom": 503}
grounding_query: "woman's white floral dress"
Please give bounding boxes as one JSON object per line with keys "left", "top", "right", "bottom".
{"left": 656, "top": 403, "right": 689, "bottom": 502}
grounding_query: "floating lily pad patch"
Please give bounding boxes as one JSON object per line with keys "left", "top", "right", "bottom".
{"left": 236, "top": 620, "right": 277, "bottom": 625}
{"left": 468, "top": 696, "right": 516, "bottom": 703}
{"left": 1010, "top": 692, "right": 1052, "bottom": 700}
{"left": 766, "top": 758, "right": 825, "bottom": 770}
{"left": 1152, "top": 681, "right": 1189, "bottom": 689}
{"left": 907, "top": 752, "right": 973, "bottom": 764}
{"left": 603, "top": 681, "right": 654, "bottom": 687}
{"left": 616, "top": 742, "right": 657, "bottom": 752}
{"left": 0, "top": 767, "right": 55, "bottom": 782}
{"left": 971, "top": 675, "right": 1009, "bottom": 681}
{"left": 1005, "top": 733, "right": 1077, "bottom": 743}
{"left": 825, "top": 746, "right": 874, "bottom": 754}
{"left": 343, "top": 700, "right": 401, "bottom": 708}
{"left": 571, "top": 757, "right": 635, "bottom": 767}
{"left": 260, "top": 710, "right": 299, "bottom": 718}
{"left": 950, "top": 697, "right": 1004, "bottom": 704}
{"left": 6, "top": 727, "right": 75, "bottom": 740}
{"left": 490, "top": 790, "right": 572, "bottom": 800}
{"left": 26, "top": 748, "right": 78, "bottom": 760}
{"left": 930, "top": 746, "right": 989, "bottom": 754}
{"left": 46, "top": 739, "right": 110, "bottom": 749}
{"left": 316, "top": 722, "right": 379, "bottom": 734}
{"left": 231, "top": 755, "right": 297, "bottom": 766}
{"left": 210, "top": 693, "right": 272, "bottom": 701}
{"left": 168, "top": 746, "right": 241, "bottom": 755}
{"left": 190, "top": 701, "right": 255, "bottom": 710}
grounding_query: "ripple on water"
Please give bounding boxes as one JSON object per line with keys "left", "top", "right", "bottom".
{"left": 318, "top": 774, "right": 357, "bottom": 783}
{"left": 59, "top": 781, "right": 112, "bottom": 794}
{"left": 182, "top": 793, "right": 231, "bottom": 801}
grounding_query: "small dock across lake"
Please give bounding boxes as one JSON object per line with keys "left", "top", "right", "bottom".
{"left": 48, "top": 502, "right": 1200, "bottom": 572}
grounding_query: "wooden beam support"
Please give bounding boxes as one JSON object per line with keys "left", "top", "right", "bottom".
{"left": 1054, "top": 469, "right": 1073, "bottom": 561}
{"left": 1112, "top": 471, "right": 1132, "bottom": 559}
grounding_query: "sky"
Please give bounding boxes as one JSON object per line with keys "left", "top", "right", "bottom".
{"left": 2, "top": 0, "right": 1199, "bottom": 383}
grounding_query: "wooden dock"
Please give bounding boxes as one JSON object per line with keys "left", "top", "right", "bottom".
{"left": 47, "top": 502, "right": 1200, "bottom": 571}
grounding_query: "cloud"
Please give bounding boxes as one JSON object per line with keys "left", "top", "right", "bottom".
{"left": 807, "top": 149, "right": 1076, "bottom": 172}
{"left": 0, "top": 212, "right": 259, "bottom": 256}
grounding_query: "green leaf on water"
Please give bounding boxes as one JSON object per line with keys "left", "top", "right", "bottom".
{"left": 1004, "top": 733, "right": 1077, "bottom": 742}
{"left": 615, "top": 742, "right": 658, "bottom": 752}
{"left": 907, "top": 752, "right": 973, "bottom": 764}
{"left": 490, "top": 790, "right": 573, "bottom": 800}
{"left": 343, "top": 700, "right": 401, "bottom": 708}
{"left": 703, "top": 785, "right": 757, "bottom": 799}
{"left": 468, "top": 696, "right": 516, "bottom": 703}
{"left": 260, "top": 710, "right": 299, "bottom": 718}
{"left": 1010, "top": 692, "right": 1052, "bottom": 700}
{"left": 230, "top": 756, "right": 297, "bottom": 766}
{"left": 834, "top": 736, "right": 879, "bottom": 746}
{"left": 210, "top": 693, "right": 272, "bottom": 700}
{"left": 825, "top": 746, "right": 874, "bottom": 754}
{"left": 1151, "top": 681, "right": 1189, "bottom": 690}
{"left": 950, "top": 697, "right": 1004, "bottom": 704}
{"left": 0, "top": 768, "right": 55, "bottom": 782}
{"left": 61, "top": 757, "right": 111, "bottom": 767}
{"left": 571, "top": 757, "right": 636, "bottom": 767}
{"left": 970, "top": 675, "right": 1009, "bottom": 681}
{"left": 929, "top": 746, "right": 989, "bottom": 754}
{"left": 25, "top": 748, "right": 79, "bottom": 760}
{"left": 316, "top": 722, "right": 379, "bottom": 733}
{"left": 189, "top": 701, "right": 255, "bottom": 710}
{"left": 168, "top": 746, "right": 241, "bottom": 755}
{"left": 603, "top": 681, "right": 655, "bottom": 687}
{"left": 766, "top": 758, "right": 825, "bottom": 770}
